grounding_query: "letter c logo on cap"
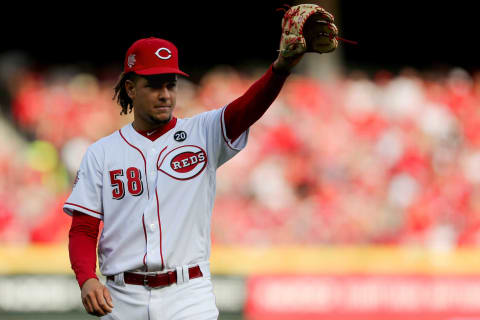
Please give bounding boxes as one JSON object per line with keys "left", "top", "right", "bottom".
{"left": 155, "top": 48, "right": 172, "bottom": 60}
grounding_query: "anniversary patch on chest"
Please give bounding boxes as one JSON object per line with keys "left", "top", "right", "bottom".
{"left": 158, "top": 145, "right": 207, "bottom": 180}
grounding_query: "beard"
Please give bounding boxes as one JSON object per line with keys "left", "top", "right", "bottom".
{"left": 148, "top": 113, "right": 172, "bottom": 125}
{"left": 133, "top": 105, "right": 174, "bottom": 131}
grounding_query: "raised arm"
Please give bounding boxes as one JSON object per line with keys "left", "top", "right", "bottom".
{"left": 223, "top": 4, "right": 338, "bottom": 142}
{"left": 223, "top": 55, "right": 302, "bottom": 142}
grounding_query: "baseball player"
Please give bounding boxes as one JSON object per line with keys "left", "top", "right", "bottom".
{"left": 65, "top": 5, "right": 338, "bottom": 319}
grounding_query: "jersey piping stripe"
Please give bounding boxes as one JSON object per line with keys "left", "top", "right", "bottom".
{"left": 118, "top": 129, "right": 150, "bottom": 200}
{"left": 65, "top": 202, "right": 103, "bottom": 215}
{"left": 156, "top": 145, "right": 168, "bottom": 170}
{"left": 142, "top": 214, "right": 148, "bottom": 272}
{"left": 155, "top": 189, "right": 165, "bottom": 270}
{"left": 220, "top": 106, "right": 243, "bottom": 151}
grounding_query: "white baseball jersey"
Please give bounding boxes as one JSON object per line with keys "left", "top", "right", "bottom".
{"left": 63, "top": 105, "right": 248, "bottom": 276}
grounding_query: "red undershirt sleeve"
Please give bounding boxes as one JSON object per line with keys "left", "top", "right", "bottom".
{"left": 224, "top": 64, "right": 290, "bottom": 142}
{"left": 68, "top": 210, "right": 100, "bottom": 288}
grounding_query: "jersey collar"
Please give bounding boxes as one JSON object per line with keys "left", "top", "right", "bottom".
{"left": 132, "top": 117, "right": 177, "bottom": 142}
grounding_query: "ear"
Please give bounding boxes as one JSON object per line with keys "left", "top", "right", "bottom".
{"left": 125, "top": 80, "right": 136, "bottom": 100}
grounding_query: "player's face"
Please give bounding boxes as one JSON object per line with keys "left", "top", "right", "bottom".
{"left": 127, "top": 74, "right": 177, "bottom": 129}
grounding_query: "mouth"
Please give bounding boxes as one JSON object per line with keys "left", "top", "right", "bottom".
{"left": 154, "top": 106, "right": 171, "bottom": 111}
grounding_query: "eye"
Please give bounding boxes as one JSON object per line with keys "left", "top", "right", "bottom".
{"left": 167, "top": 82, "right": 177, "bottom": 90}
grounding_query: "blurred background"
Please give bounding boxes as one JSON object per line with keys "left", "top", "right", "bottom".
{"left": 1, "top": 1, "right": 480, "bottom": 319}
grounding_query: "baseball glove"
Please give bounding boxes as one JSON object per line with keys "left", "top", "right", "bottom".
{"left": 279, "top": 4, "right": 338, "bottom": 58}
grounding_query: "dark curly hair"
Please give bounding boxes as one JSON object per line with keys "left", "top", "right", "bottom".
{"left": 113, "top": 72, "right": 141, "bottom": 115}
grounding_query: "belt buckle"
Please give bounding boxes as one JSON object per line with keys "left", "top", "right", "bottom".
{"left": 143, "top": 271, "right": 176, "bottom": 289}
{"left": 143, "top": 275, "right": 152, "bottom": 289}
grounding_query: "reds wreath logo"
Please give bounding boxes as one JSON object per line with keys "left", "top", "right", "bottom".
{"left": 158, "top": 145, "right": 207, "bottom": 180}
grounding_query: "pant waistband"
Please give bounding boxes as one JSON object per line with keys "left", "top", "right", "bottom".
{"left": 107, "top": 265, "right": 202, "bottom": 288}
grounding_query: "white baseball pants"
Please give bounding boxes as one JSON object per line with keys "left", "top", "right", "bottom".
{"left": 101, "top": 264, "right": 219, "bottom": 320}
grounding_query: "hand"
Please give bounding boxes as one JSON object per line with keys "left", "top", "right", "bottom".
{"left": 81, "top": 278, "right": 114, "bottom": 317}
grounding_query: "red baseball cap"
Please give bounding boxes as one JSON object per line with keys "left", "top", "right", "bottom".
{"left": 123, "top": 37, "right": 189, "bottom": 77}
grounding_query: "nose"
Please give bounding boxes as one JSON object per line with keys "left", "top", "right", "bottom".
{"left": 157, "top": 86, "right": 171, "bottom": 101}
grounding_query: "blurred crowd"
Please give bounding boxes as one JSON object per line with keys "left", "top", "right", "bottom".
{"left": 1, "top": 54, "right": 480, "bottom": 249}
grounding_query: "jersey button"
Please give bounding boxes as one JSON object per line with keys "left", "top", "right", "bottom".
{"left": 149, "top": 223, "right": 155, "bottom": 231}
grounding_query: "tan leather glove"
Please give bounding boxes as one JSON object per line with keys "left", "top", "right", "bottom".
{"left": 279, "top": 4, "right": 339, "bottom": 58}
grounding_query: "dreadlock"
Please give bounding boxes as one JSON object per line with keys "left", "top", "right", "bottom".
{"left": 113, "top": 72, "right": 140, "bottom": 115}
